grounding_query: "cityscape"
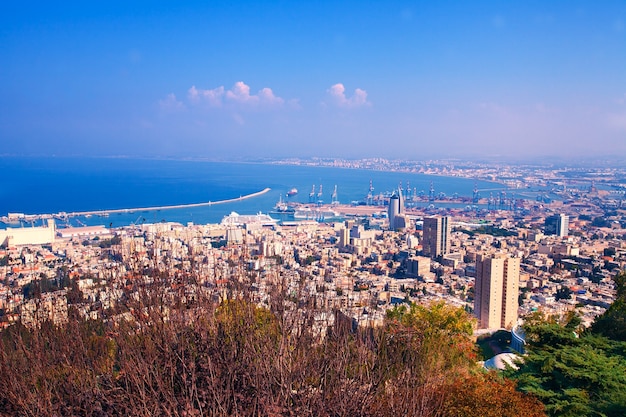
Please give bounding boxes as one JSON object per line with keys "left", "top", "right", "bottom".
{"left": 0, "top": 156, "right": 625, "bottom": 414}
{"left": 1, "top": 1, "right": 625, "bottom": 416}
{"left": 1, "top": 158, "right": 623, "bottom": 333}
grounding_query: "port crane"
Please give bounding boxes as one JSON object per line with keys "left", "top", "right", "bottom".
{"left": 331, "top": 185, "right": 338, "bottom": 204}
{"left": 367, "top": 180, "right": 374, "bottom": 205}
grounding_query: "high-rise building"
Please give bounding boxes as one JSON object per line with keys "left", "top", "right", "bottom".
{"left": 387, "top": 188, "right": 406, "bottom": 231}
{"left": 422, "top": 216, "right": 450, "bottom": 258}
{"left": 544, "top": 213, "right": 569, "bottom": 237}
{"left": 474, "top": 253, "right": 519, "bottom": 329}
{"left": 388, "top": 194, "right": 400, "bottom": 230}
{"left": 338, "top": 227, "right": 350, "bottom": 248}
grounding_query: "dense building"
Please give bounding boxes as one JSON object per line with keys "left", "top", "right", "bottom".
{"left": 407, "top": 255, "right": 431, "bottom": 278}
{"left": 338, "top": 227, "right": 350, "bottom": 248}
{"left": 474, "top": 253, "right": 520, "bottom": 329}
{"left": 422, "top": 216, "right": 450, "bottom": 258}
{"left": 544, "top": 213, "right": 569, "bottom": 237}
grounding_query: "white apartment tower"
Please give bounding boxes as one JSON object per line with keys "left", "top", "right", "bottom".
{"left": 474, "top": 253, "right": 519, "bottom": 329}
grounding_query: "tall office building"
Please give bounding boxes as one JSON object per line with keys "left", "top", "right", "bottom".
{"left": 474, "top": 253, "right": 519, "bottom": 329}
{"left": 387, "top": 188, "right": 406, "bottom": 231}
{"left": 544, "top": 213, "right": 569, "bottom": 237}
{"left": 388, "top": 194, "right": 400, "bottom": 230}
{"left": 422, "top": 216, "right": 450, "bottom": 258}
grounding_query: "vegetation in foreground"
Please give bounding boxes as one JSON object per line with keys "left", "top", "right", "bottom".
{"left": 509, "top": 271, "right": 626, "bottom": 417}
{"left": 3, "top": 271, "right": 626, "bottom": 416}
{"left": 0, "top": 284, "right": 545, "bottom": 417}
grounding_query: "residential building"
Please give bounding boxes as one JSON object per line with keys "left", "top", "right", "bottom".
{"left": 474, "top": 253, "right": 520, "bottom": 329}
{"left": 422, "top": 216, "right": 450, "bottom": 258}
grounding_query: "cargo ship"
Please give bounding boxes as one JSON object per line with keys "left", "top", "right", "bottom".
{"left": 286, "top": 188, "right": 298, "bottom": 197}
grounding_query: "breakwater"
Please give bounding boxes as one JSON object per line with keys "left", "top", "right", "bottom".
{"left": 63, "top": 187, "right": 272, "bottom": 217}
{"left": 2, "top": 188, "right": 271, "bottom": 224}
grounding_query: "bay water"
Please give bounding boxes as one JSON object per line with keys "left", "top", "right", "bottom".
{"left": 0, "top": 157, "right": 498, "bottom": 228}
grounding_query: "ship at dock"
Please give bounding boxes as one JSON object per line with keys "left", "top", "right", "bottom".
{"left": 269, "top": 195, "right": 295, "bottom": 214}
{"left": 293, "top": 207, "right": 341, "bottom": 221}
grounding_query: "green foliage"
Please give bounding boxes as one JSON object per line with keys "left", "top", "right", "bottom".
{"left": 509, "top": 311, "right": 626, "bottom": 417}
{"left": 590, "top": 271, "right": 626, "bottom": 341}
{"left": 461, "top": 226, "right": 516, "bottom": 237}
{"left": 385, "top": 301, "right": 477, "bottom": 371}
{"left": 555, "top": 286, "right": 572, "bottom": 301}
{"left": 386, "top": 301, "right": 474, "bottom": 339}
{"left": 591, "top": 217, "right": 610, "bottom": 227}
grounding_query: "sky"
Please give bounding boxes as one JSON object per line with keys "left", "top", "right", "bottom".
{"left": 1, "top": 1, "right": 625, "bottom": 161}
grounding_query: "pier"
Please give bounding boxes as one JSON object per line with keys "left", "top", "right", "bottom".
{"left": 2, "top": 188, "right": 272, "bottom": 224}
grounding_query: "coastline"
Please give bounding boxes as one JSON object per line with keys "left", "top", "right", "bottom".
{"left": 0, "top": 157, "right": 516, "bottom": 228}
{"left": 61, "top": 187, "right": 272, "bottom": 217}
{"left": 1, "top": 188, "right": 272, "bottom": 225}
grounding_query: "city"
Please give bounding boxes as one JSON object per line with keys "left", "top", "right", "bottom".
{"left": 2, "top": 1, "right": 625, "bottom": 415}
{"left": 1, "top": 161, "right": 622, "bottom": 341}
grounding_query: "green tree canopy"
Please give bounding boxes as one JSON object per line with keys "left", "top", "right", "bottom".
{"left": 509, "top": 311, "right": 626, "bottom": 417}
{"left": 590, "top": 271, "right": 626, "bottom": 341}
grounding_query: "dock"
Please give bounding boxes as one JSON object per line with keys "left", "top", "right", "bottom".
{"left": 2, "top": 188, "right": 272, "bottom": 223}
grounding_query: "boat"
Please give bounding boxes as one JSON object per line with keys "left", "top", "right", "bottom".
{"left": 293, "top": 207, "right": 341, "bottom": 221}
{"left": 286, "top": 188, "right": 298, "bottom": 197}
{"left": 221, "top": 211, "right": 278, "bottom": 226}
{"left": 269, "top": 195, "right": 295, "bottom": 214}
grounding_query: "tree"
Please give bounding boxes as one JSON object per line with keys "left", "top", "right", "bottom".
{"left": 509, "top": 311, "right": 626, "bottom": 417}
{"left": 381, "top": 302, "right": 545, "bottom": 416}
{"left": 441, "top": 372, "right": 545, "bottom": 417}
{"left": 555, "top": 286, "right": 572, "bottom": 301}
{"left": 590, "top": 271, "right": 626, "bottom": 341}
{"left": 0, "top": 283, "right": 547, "bottom": 417}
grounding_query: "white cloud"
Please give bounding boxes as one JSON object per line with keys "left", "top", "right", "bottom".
{"left": 188, "top": 81, "right": 284, "bottom": 108}
{"left": 257, "top": 87, "right": 284, "bottom": 105}
{"left": 225, "top": 81, "right": 257, "bottom": 104}
{"left": 188, "top": 85, "right": 224, "bottom": 107}
{"left": 327, "top": 83, "right": 371, "bottom": 108}
{"left": 158, "top": 93, "right": 184, "bottom": 111}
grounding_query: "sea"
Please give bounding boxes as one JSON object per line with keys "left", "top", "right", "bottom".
{"left": 0, "top": 157, "right": 501, "bottom": 229}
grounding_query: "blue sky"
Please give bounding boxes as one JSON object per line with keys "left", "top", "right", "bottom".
{"left": 1, "top": 1, "right": 625, "bottom": 161}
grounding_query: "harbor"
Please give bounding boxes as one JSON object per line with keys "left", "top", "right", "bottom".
{"left": 1, "top": 188, "right": 271, "bottom": 226}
